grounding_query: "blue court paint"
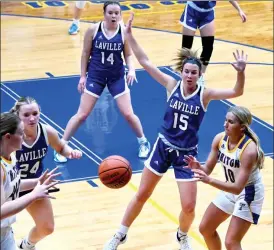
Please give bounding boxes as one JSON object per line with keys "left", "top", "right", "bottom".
{"left": 1, "top": 69, "right": 273, "bottom": 183}
{"left": 130, "top": 3, "right": 150, "bottom": 9}
{"left": 45, "top": 72, "right": 55, "bottom": 78}
{"left": 160, "top": 1, "right": 176, "bottom": 5}
{"left": 87, "top": 180, "right": 98, "bottom": 187}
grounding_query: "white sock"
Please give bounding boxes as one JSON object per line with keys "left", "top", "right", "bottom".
{"left": 137, "top": 136, "right": 147, "bottom": 144}
{"left": 117, "top": 225, "right": 129, "bottom": 235}
{"left": 73, "top": 19, "right": 80, "bottom": 25}
{"left": 25, "top": 236, "right": 35, "bottom": 247}
{"left": 178, "top": 228, "right": 187, "bottom": 237}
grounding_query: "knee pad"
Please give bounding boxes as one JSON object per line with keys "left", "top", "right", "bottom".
{"left": 182, "top": 35, "right": 194, "bottom": 49}
{"left": 200, "top": 36, "right": 214, "bottom": 66}
{"left": 75, "top": 1, "right": 86, "bottom": 9}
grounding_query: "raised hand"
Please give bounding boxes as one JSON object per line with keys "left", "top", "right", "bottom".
{"left": 183, "top": 155, "right": 202, "bottom": 170}
{"left": 125, "top": 12, "right": 134, "bottom": 35}
{"left": 231, "top": 50, "right": 248, "bottom": 72}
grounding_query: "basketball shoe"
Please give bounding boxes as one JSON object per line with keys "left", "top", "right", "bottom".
{"left": 53, "top": 150, "right": 67, "bottom": 163}
{"left": 176, "top": 230, "right": 192, "bottom": 250}
{"left": 138, "top": 140, "right": 150, "bottom": 158}
{"left": 18, "top": 239, "right": 36, "bottom": 250}
{"left": 68, "top": 22, "right": 80, "bottom": 35}
{"left": 103, "top": 233, "right": 127, "bottom": 250}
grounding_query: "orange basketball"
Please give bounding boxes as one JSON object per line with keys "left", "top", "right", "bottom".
{"left": 98, "top": 155, "right": 132, "bottom": 189}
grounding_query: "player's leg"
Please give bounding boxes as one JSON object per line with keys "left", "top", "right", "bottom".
{"left": 104, "top": 138, "right": 169, "bottom": 249}
{"left": 68, "top": 1, "right": 86, "bottom": 35}
{"left": 104, "top": 168, "right": 162, "bottom": 249}
{"left": 198, "top": 10, "right": 215, "bottom": 74}
{"left": 110, "top": 76, "right": 150, "bottom": 158}
{"left": 18, "top": 199, "right": 54, "bottom": 250}
{"left": 173, "top": 149, "right": 199, "bottom": 250}
{"left": 62, "top": 92, "right": 98, "bottom": 141}
{"left": 180, "top": 4, "right": 197, "bottom": 49}
{"left": 54, "top": 78, "right": 103, "bottom": 163}
{"left": 224, "top": 183, "right": 264, "bottom": 249}
{"left": 199, "top": 203, "right": 230, "bottom": 250}
{"left": 225, "top": 216, "right": 251, "bottom": 250}
{"left": 176, "top": 180, "right": 197, "bottom": 250}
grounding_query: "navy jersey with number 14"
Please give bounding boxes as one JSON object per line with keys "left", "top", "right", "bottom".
{"left": 88, "top": 21, "right": 125, "bottom": 78}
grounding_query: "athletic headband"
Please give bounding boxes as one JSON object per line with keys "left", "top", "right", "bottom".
{"left": 184, "top": 57, "right": 202, "bottom": 70}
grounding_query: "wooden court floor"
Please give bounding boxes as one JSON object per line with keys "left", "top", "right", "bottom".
{"left": 1, "top": 1, "right": 273, "bottom": 249}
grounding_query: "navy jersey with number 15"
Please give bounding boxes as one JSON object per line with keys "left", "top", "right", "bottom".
{"left": 88, "top": 22, "right": 125, "bottom": 78}
{"left": 16, "top": 123, "right": 48, "bottom": 179}
{"left": 160, "top": 81, "right": 206, "bottom": 149}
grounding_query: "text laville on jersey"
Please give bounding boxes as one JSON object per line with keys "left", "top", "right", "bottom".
{"left": 95, "top": 40, "right": 122, "bottom": 51}
{"left": 169, "top": 98, "right": 200, "bottom": 115}
{"left": 18, "top": 148, "right": 47, "bottom": 162}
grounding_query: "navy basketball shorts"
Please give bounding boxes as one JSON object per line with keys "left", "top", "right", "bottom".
{"left": 85, "top": 72, "right": 129, "bottom": 99}
{"left": 180, "top": 4, "right": 215, "bottom": 30}
{"left": 144, "top": 137, "right": 198, "bottom": 181}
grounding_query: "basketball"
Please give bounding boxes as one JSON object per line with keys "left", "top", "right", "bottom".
{"left": 98, "top": 155, "right": 132, "bottom": 189}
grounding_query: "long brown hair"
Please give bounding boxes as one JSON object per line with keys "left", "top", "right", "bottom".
{"left": 0, "top": 112, "right": 21, "bottom": 141}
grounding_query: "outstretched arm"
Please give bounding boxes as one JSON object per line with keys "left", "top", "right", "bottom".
{"left": 123, "top": 39, "right": 136, "bottom": 86}
{"left": 193, "top": 141, "right": 257, "bottom": 194}
{"left": 78, "top": 25, "right": 94, "bottom": 93}
{"left": 203, "top": 50, "right": 247, "bottom": 106}
{"left": 1, "top": 167, "right": 59, "bottom": 220}
{"left": 184, "top": 133, "right": 222, "bottom": 175}
{"left": 229, "top": 1, "right": 247, "bottom": 22}
{"left": 125, "top": 13, "right": 177, "bottom": 92}
{"left": 46, "top": 125, "right": 82, "bottom": 160}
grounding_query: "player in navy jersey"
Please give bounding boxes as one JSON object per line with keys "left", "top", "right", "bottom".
{"left": 1, "top": 112, "right": 60, "bottom": 250}
{"left": 184, "top": 106, "right": 264, "bottom": 250}
{"left": 180, "top": 1, "right": 247, "bottom": 83}
{"left": 54, "top": 1, "right": 150, "bottom": 164}
{"left": 103, "top": 13, "right": 248, "bottom": 250}
{"left": 9, "top": 97, "right": 82, "bottom": 250}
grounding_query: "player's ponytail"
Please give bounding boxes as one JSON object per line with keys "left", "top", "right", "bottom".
{"left": 228, "top": 106, "right": 265, "bottom": 169}
{"left": 173, "top": 48, "right": 202, "bottom": 73}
